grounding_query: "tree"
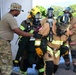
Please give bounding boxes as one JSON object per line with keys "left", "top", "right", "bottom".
{"left": 70, "top": 4, "right": 76, "bottom": 17}
{"left": 37, "top": 6, "right": 47, "bottom": 18}
{"left": 51, "top": 5, "right": 64, "bottom": 17}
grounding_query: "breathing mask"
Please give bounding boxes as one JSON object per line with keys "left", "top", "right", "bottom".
{"left": 63, "top": 13, "right": 70, "bottom": 23}
{"left": 47, "top": 7, "right": 54, "bottom": 18}
{"left": 47, "top": 7, "right": 54, "bottom": 28}
{"left": 56, "top": 16, "right": 70, "bottom": 36}
{"left": 33, "top": 12, "right": 41, "bottom": 25}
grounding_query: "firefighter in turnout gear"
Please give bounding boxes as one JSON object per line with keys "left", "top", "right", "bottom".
{"left": 34, "top": 7, "right": 71, "bottom": 75}
{"left": 13, "top": 6, "right": 44, "bottom": 75}
{"left": 60, "top": 7, "right": 72, "bottom": 70}
{"left": 34, "top": 7, "right": 53, "bottom": 75}
{"left": 46, "top": 16, "right": 70, "bottom": 75}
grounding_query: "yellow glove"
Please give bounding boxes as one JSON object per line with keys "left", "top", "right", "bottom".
{"left": 35, "top": 47, "right": 43, "bottom": 58}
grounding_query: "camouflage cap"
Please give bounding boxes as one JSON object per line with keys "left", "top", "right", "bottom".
{"left": 10, "top": 2, "right": 23, "bottom": 12}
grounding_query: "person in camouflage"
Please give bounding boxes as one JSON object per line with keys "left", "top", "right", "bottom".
{"left": 0, "top": 2, "right": 39, "bottom": 75}
{"left": 0, "top": 37, "right": 12, "bottom": 75}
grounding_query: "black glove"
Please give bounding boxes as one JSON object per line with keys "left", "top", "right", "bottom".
{"left": 40, "top": 37, "right": 47, "bottom": 55}
{"left": 33, "top": 31, "right": 42, "bottom": 39}
{"left": 60, "top": 45, "right": 69, "bottom": 56}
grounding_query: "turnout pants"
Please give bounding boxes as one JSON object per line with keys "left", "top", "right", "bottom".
{"left": 43, "top": 46, "right": 60, "bottom": 75}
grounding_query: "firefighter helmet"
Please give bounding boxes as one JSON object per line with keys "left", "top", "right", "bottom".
{"left": 27, "top": 6, "right": 41, "bottom": 18}
{"left": 63, "top": 7, "right": 71, "bottom": 13}
{"left": 56, "top": 16, "right": 70, "bottom": 30}
{"left": 47, "top": 7, "right": 54, "bottom": 18}
{"left": 30, "top": 6, "right": 40, "bottom": 16}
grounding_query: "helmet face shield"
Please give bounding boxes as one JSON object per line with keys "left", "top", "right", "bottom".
{"left": 57, "top": 16, "right": 70, "bottom": 31}
{"left": 63, "top": 14, "right": 70, "bottom": 23}
{"left": 58, "top": 15, "right": 70, "bottom": 24}
{"left": 33, "top": 13, "right": 41, "bottom": 25}
{"left": 35, "top": 12, "right": 41, "bottom": 19}
{"left": 48, "top": 10, "right": 53, "bottom": 18}
{"left": 47, "top": 7, "right": 54, "bottom": 18}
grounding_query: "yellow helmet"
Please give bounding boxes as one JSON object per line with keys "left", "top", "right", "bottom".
{"left": 30, "top": 6, "right": 40, "bottom": 16}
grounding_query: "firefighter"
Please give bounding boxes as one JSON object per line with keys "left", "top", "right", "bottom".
{"left": 35, "top": 7, "right": 54, "bottom": 75}
{"left": 69, "top": 15, "right": 76, "bottom": 73}
{"left": 34, "top": 8, "right": 71, "bottom": 74}
{"left": 13, "top": 6, "right": 43, "bottom": 75}
{"left": 59, "top": 7, "right": 72, "bottom": 70}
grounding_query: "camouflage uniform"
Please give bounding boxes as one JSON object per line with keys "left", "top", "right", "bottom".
{"left": 0, "top": 38, "right": 12, "bottom": 75}
{"left": 0, "top": 2, "right": 23, "bottom": 75}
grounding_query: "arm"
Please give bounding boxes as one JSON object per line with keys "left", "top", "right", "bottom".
{"left": 13, "top": 28, "right": 33, "bottom": 37}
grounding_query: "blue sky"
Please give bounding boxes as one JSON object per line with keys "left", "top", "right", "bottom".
{"left": 33, "top": 0, "right": 76, "bottom": 8}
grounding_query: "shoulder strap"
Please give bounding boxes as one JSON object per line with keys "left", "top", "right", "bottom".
{"left": 26, "top": 18, "right": 33, "bottom": 26}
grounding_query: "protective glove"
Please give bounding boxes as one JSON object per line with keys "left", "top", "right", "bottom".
{"left": 60, "top": 45, "right": 69, "bottom": 56}
{"left": 35, "top": 47, "right": 43, "bottom": 58}
{"left": 33, "top": 31, "right": 42, "bottom": 39}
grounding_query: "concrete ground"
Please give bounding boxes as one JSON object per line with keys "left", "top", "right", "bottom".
{"left": 55, "top": 63, "right": 76, "bottom": 75}
{"left": 12, "top": 56, "right": 76, "bottom": 75}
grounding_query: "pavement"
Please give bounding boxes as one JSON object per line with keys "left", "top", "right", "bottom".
{"left": 12, "top": 56, "right": 76, "bottom": 75}
{"left": 55, "top": 63, "right": 76, "bottom": 75}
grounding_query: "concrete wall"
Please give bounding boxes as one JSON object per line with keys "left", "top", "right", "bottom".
{"left": 1, "top": 0, "right": 32, "bottom": 59}
{"left": 0, "top": 8, "right": 1, "bottom": 20}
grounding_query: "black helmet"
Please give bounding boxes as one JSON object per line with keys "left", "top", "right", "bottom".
{"left": 56, "top": 16, "right": 70, "bottom": 30}
{"left": 47, "top": 7, "right": 54, "bottom": 18}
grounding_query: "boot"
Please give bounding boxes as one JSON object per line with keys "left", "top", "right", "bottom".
{"left": 65, "top": 63, "right": 70, "bottom": 70}
{"left": 73, "top": 65, "right": 76, "bottom": 73}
